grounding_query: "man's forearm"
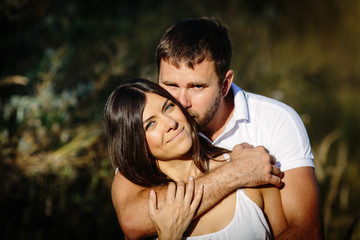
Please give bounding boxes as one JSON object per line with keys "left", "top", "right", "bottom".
{"left": 191, "top": 161, "right": 242, "bottom": 217}
{"left": 160, "top": 153, "right": 274, "bottom": 218}
{"left": 114, "top": 144, "right": 280, "bottom": 239}
{"left": 194, "top": 144, "right": 283, "bottom": 217}
{"left": 114, "top": 163, "right": 239, "bottom": 239}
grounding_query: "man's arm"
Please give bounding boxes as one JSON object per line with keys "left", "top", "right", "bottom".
{"left": 112, "top": 173, "right": 158, "bottom": 239}
{"left": 276, "top": 167, "right": 324, "bottom": 240}
{"left": 112, "top": 144, "right": 283, "bottom": 240}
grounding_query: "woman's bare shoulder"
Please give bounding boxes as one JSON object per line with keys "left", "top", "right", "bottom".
{"left": 208, "top": 155, "right": 228, "bottom": 170}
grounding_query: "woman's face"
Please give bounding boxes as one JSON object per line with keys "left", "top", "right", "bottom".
{"left": 142, "top": 92, "right": 193, "bottom": 160}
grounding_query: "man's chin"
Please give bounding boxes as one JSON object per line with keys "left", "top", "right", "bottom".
{"left": 196, "top": 120, "right": 208, "bottom": 130}
{"left": 190, "top": 114, "right": 209, "bottom": 130}
{"left": 189, "top": 114, "right": 198, "bottom": 122}
{"left": 191, "top": 117, "right": 203, "bottom": 129}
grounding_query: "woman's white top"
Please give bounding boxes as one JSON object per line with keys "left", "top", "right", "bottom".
{"left": 183, "top": 188, "right": 272, "bottom": 240}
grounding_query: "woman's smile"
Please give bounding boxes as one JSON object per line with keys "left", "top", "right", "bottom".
{"left": 167, "top": 126, "right": 185, "bottom": 143}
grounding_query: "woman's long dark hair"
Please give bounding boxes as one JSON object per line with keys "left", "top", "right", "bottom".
{"left": 104, "top": 79, "right": 228, "bottom": 187}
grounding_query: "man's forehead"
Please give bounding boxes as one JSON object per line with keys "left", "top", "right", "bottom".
{"left": 158, "top": 59, "right": 218, "bottom": 85}
{"left": 160, "top": 58, "right": 213, "bottom": 68}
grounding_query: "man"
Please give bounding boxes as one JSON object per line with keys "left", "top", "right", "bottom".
{"left": 112, "top": 17, "right": 323, "bottom": 239}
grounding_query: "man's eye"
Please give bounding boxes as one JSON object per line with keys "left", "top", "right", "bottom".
{"left": 193, "top": 85, "right": 204, "bottom": 89}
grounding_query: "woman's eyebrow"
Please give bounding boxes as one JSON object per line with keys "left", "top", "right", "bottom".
{"left": 143, "top": 99, "right": 171, "bottom": 124}
{"left": 143, "top": 115, "right": 153, "bottom": 125}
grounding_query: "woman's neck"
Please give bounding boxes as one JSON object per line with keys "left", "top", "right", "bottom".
{"left": 158, "top": 158, "right": 200, "bottom": 182}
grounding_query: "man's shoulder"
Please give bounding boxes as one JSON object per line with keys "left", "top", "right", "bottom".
{"left": 231, "top": 84, "right": 290, "bottom": 110}
{"left": 245, "top": 91, "right": 289, "bottom": 108}
{"left": 230, "top": 84, "right": 305, "bottom": 129}
{"left": 244, "top": 91, "right": 299, "bottom": 118}
{"left": 234, "top": 90, "right": 306, "bottom": 132}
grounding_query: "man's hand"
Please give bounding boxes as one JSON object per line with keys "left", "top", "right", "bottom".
{"left": 229, "top": 143, "right": 284, "bottom": 188}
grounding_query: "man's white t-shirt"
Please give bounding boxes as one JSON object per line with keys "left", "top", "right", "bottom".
{"left": 211, "top": 83, "right": 314, "bottom": 171}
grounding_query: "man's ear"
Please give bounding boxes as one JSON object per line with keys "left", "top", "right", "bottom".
{"left": 222, "top": 70, "right": 234, "bottom": 97}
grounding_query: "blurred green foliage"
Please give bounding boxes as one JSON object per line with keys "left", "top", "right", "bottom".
{"left": 1, "top": 0, "right": 360, "bottom": 239}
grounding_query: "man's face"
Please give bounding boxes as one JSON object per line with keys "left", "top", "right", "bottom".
{"left": 158, "top": 59, "right": 222, "bottom": 129}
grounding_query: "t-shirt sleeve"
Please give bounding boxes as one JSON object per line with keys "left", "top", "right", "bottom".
{"left": 264, "top": 102, "right": 314, "bottom": 171}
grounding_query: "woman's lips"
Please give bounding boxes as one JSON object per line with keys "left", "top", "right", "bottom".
{"left": 167, "top": 127, "right": 184, "bottom": 143}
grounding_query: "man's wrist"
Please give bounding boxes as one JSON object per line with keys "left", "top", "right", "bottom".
{"left": 223, "top": 160, "right": 248, "bottom": 188}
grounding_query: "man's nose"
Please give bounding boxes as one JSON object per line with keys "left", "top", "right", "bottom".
{"left": 178, "top": 90, "right": 191, "bottom": 109}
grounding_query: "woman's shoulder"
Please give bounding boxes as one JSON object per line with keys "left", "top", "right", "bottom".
{"left": 208, "top": 154, "right": 228, "bottom": 170}
{"left": 244, "top": 185, "right": 281, "bottom": 210}
{"left": 243, "top": 187, "right": 264, "bottom": 210}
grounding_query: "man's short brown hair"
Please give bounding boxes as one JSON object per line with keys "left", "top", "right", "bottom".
{"left": 156, "top": 17, "right": 232, "bottom": 83}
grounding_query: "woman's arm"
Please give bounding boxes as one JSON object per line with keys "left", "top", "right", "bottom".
{"left": 148, "top": 178, "right": 204, "bottom": 240}
{"left": 260, "top": 186, "right": 288, "bottom": 237}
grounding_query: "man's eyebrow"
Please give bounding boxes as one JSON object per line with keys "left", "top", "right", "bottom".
{"left": 161, "top": 80, "right": 207, "bottom": 87}
{"left": 161, "top": 80, "right": 178, "bottom": 85}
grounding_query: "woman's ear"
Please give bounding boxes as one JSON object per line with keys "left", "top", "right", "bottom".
{"left": 222, "top": 70, "right": 234, "bottom": 97}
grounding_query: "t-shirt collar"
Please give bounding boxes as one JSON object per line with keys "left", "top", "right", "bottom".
{"left": 228, "top": 83, "right": 249, "bottom": 125}
{"left": 208, "top": 83, "right": 249, "bottom": 145}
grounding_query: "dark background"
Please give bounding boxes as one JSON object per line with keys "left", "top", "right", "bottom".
{"left": 1, "top": 0, "right": 359, "bottom": 239}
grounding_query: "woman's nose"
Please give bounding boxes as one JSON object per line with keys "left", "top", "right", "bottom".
{"left": 166, "top": 116, "right": 178, "bottom": 131}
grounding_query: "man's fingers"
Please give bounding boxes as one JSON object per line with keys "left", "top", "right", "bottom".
{"left": 239, "top": 142, "right": 254, "bottom": 149}
{"left": 269, "top": 165, "right": 284, "bottom": 187}
{"left": 270, "top": 175, "right": 283, "bottom": 188}
{"left": 270, "top": 154, "right": 276, "bottom": 165}
{"left": 271, "top": 165, "right": 282, "bottom": 177}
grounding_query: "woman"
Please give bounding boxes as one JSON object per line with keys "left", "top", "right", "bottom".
{"left": 104, "top": 79, "right": 287, "bottom": 239}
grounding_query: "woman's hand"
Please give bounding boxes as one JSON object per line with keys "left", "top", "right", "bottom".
{"left": 148, "top": 177, "right": 204, "bottom": 240}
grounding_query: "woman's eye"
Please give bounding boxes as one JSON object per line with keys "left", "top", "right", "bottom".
{"left": 145, "top": 121, "right": 155, "bottom": 131}
{"left": 165, "top": 103, "right": 175, "bottom": 112}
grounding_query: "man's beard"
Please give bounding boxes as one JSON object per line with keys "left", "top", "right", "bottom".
{"left": 191, "top": 90, "right": 222, "bottom": 130}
